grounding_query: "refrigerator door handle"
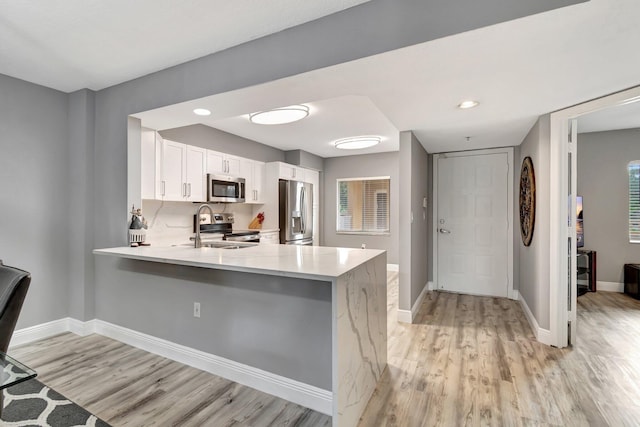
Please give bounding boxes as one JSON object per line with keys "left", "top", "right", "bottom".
{"left": 300, "top": 187, "right": 306, "bottom": 234}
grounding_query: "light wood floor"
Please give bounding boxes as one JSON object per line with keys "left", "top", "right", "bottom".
{"left": 9, "top": 274, "right": 640, "bottom": 426}
{"left": 360, "top": 273, "right": 640, "bottom": 426}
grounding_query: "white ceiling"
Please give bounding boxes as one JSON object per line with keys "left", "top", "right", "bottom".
{"left": 0, "top": 0, "right": 369, "bottom": 92}
{"left": 4, "top": 0, "right": 640, "bottom": 156}
{"left": 578, "top": 98, "right": 640, "bottom": 134}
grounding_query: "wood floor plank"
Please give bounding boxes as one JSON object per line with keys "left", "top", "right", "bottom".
{"left": 8, "top": 272, "right": 640, "bottom": 427}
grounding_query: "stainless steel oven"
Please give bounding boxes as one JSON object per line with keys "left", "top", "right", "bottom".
{"left": 207, "top": 174, "right": 245, "bottom": 203}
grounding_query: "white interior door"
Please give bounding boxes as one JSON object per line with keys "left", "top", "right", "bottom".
{"left": 436, "top": 151, "right": 510, "bottom": 297}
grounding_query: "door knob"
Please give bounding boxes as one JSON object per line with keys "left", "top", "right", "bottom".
{"left": 439, "top": 228, "right": 451, "bottom": 234}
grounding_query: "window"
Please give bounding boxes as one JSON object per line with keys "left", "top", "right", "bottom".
{"left": 337, "top": 177, "right": 390, "bottom": 234}
{"left": 629, "top": 161, "right": 640, "bottom": 243}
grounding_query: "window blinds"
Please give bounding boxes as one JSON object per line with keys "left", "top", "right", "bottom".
{"left": 337, "top": 178, "right": 390, "bottom": 233}
{"left": 629, "top": 161, "right": 640, "bottom": 243}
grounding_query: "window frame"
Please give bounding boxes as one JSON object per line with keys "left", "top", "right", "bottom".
{"left": 629, "top": 161, "right": 640, "bottom": 243}
{"left": 336, "top": 176, "right": 391, "bottom": 236}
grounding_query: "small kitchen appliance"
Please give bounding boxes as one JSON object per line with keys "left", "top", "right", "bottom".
{"left": 207, "top": 174, "right": 245, "bottom": 203}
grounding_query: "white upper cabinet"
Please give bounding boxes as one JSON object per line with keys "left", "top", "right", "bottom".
{"left": 162, "top": 139, "right": 187, "bottom": 201}
{"left": 276, "top": 162, "right": 306, "bottom": 181}
{"left": 141, "top": 129, "right": 162, "bottom": 199}
{"left": 241, "top": 159, "right": 265, "bottom": 204}
{"left": 207, "top": 150, "right": 241, "bottom": 176}
{"left": 160, "top": 139, "right": 206, "bottom": 202}
{"left": 185, "top": 145, "right": 206, "bottom": 202}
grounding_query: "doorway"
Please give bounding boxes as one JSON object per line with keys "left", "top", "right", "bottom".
{"left": 550, "top": 86, "right": 640, "bottom": 348}
{"left": 433, "top": 148, "right": 514, "bottom": 298}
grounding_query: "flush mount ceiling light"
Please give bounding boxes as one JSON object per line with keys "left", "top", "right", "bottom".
{"left": 249, "top": 105, "right": 309, "bottom": 125}
{"left": 458, "top": 100, "right": 479, "bottom": 109}
{"left": 334, "top": 136, "right": 381, "bottom": 150}
{"left": 193, "top": 108, "right": 211, "bottom": 116}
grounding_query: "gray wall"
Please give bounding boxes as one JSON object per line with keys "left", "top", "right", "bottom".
{"left": 160, "top": 124, "right": 285, "bottom": 163}
{"left": 577, "top": 128, "right": 640, "bottom": 283}
{"left": 95, "top": 257, "right": 332, "bottom": 390}
{"left": 323, "top": 152, "right": 399, "bottom": 263}
{"left": 2, "top": 0, "right": 583, "bottom": 329}
{"left": 68, "top": 89, "right": 96, "bottom": 321}
{"left": 0, "top": 74, "right": 70, "bottom": 328}
{"left": 285, "top": 150, "right": 324, "bottom": 172}
{"left": 518, "top": 115, "right": 551, "bottom": 330}
{"left": 398, "top": 132, "right": 429, "bottom": 311}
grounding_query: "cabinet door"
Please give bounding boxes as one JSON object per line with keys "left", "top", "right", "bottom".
{"left": 162, "top": 139, "right": 186, "bottom": 201}
{"left": 225, "top": 155, "right": 241, "bottom": 176}
{"left": 279, "top": 163, "right": 301, "bottom": 180}
{"left": 186, "top": 145, "right": 206, "bottom": 201}
{"left": 206, "top": 150, "right": 225, "bottom": 175}
{"left": 141, "top": 129, "right": 157, "bottom": 199}
{"left": 253, "top": 161, "right": 265, "bottom": 203}
{"left": 240, "top": 159, "right": 255, "bottom": 202}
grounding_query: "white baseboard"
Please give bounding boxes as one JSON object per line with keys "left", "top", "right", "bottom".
{"left": 397, "top": 282, "right": 429, "bottom": 324}
{"left": 10, "top": 318, "right": 71, "bottom": 347}
{"left": 387, "top": 264, "right": 399, "bottom": 272}
{"left": 518, "top": 294, "right": 552, "bottom": 346}
{"left": 597, "top": 281, "right": 624, "bottom": 293}
{"left": 397, "top": 309, "right": 412, "bottom": 323}
{"left": 13, "top": 318, "right": 332, "bottom": 416}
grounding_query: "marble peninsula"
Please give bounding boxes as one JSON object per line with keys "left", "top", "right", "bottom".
{"left": 94, "top": 244, "right": 387, "bottom": 427}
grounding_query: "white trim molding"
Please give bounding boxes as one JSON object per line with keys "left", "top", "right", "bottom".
{"left": 12, "top": 318, "right": 332, "bottom": 415}
{"left": 597, "top": 281, "right": 624, "bottom": 293}
{"left": 549, "top": 86, "right": 640, "bottom": 349}
{"left": 397, "top": 282, "right": 429, "bottom": 324}
{"left": 10, "top": 318, "right": 72, "bottom": 347}
{"left": 519, "top": 294, "right": 552, "bottom": 346}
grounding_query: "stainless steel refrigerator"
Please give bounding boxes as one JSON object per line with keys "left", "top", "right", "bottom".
{"left": 279, "top": 179, "right": 313, "bottom": 245}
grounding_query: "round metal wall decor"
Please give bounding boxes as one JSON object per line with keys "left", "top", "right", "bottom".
{"left": 519, "top": 156, "right": 536, "bottom": 246}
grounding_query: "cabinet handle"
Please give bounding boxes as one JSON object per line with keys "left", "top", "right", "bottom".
{"left": 255, "top": 190, "right": 257, "bottom": 200}
{"left": 162, "top": 181, "right": 166, "bottom": 196}
{"left": 188, "top": 183, "right": 191, "bottom": 197}
{"left": 182, "top": 183, "right": 186, "bottom": 197}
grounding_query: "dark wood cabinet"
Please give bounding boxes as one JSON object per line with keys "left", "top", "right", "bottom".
{"left": 624, "top": 264, "right": 640, "bottom": 299}
{"left": 577, "top": 249, "right": 596, "bottom": 295}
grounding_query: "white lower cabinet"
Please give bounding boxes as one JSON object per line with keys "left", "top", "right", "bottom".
{"left": 260, "top": 230, "right": 280, "bottom": 244}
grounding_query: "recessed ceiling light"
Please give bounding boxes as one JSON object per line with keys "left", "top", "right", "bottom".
{"left": 334, "top": 136, "right": 381, "bottom": 150}
{"left": 193, "top": 108, "right": 211, "bottom": 116}
{"left": 458, "top": 100, "right": 479, "bottom": 109}
{"left": 249, "top": 105, "right": 309, "bottom": 125}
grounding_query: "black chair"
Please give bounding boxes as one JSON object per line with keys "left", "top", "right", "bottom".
{"left": 0, "top": 260, "right": 31, "bottom": 354}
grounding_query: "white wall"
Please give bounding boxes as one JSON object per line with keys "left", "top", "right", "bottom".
{"left": 518, "top": 115, "right": 551, "bottom": 330}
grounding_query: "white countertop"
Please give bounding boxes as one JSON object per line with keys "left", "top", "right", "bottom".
{"left": 93, "top": 244, "right": 385, "bottom": 280}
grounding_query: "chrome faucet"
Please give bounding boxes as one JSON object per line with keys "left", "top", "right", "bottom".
{"left": 194, "top": 204, "right": 214, "bottom": 248}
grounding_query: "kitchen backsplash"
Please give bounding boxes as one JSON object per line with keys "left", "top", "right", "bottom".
{"left": 141, "top": 200, "right": 261, "bottom": 246}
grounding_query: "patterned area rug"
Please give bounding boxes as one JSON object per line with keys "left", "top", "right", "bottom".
{"left": 2, "top": 379, "right": 111, "bottom": 426}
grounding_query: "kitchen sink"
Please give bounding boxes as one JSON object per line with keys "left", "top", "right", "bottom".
{"left": 200, "top": 241, "right": 257, "bottom": 249}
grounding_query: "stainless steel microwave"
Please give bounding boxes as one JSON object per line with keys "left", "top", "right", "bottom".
{"left": 207, "top": 174, "right": 245, "bottom": 203}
